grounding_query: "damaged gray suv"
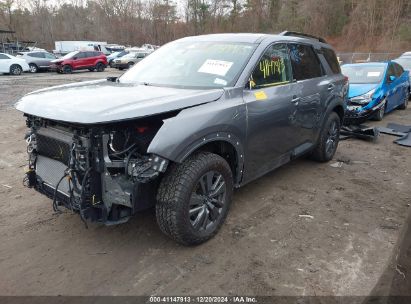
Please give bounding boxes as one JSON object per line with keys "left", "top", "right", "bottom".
{"left": 16, "top": 32, "right": 347, "bottom": 245}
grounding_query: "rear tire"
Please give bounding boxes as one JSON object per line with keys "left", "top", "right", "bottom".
{"left": 156, "top": 152, "right": 233, "bottom": 245}
{"left": 29, "top": 63, "right": 38, "bottom": 73}
{"left": 62, "top": 65, "right": 72, "bottom": 74}
{"left": 311, "top": 112, "right": 341, "bottom": 162}
{"left": 10, "top": 64, "right": 22, "bottom": 75}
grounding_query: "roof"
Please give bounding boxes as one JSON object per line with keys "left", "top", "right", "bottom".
{"left": 177, "top": 32, "right": 331, "bottom": 47}
{"left": 179, "top": 33, "right": 268, "bottom": 44}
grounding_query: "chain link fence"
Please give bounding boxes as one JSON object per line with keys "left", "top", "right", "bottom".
{"left": 336, "top": 52, "right": 403, "bottom": 65}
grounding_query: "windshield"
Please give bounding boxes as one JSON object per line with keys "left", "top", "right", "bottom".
{"left": 341, "top": 65, "right": 386, "bottom": 84}
{"left": 394, "top": 58, "right": 411, "bottom": 70}
{"left": 61, "top": 51, "right": 79, "bottom": 60}
{"left": 120, "top": 41, "right": 256, "bottom": 88}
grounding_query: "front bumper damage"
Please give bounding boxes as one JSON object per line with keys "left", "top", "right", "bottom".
{"left": 343, "top": 99, "right": 385, "bottom": 125}
{"left": 24, "top": 116, "right": 168, "bottom": 225}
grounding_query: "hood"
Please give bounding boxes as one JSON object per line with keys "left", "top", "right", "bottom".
{"left": 348, "top": 83, "right": 378, "bottom": 98}
{"left": 15, "top": 80, "right": 224, "bottom": 124}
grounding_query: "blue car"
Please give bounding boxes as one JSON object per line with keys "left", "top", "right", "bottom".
{"left": 341, "top": 61, "right": 410, "bottom": 124}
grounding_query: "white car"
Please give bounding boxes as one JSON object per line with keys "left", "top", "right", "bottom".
{"left": 0, "top": 53, "right": 30, "bottom": 75}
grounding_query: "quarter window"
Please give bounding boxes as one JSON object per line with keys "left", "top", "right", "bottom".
{"left": 321, "top": 47, "right": 341, "bottom": 74}
{"left": 288, "top": 44, "right": 323, "bottom": 80}
{"left": 250, "top": 43, "right": 291, "bottom": 89}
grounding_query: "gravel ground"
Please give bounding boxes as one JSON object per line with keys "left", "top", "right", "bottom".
{"left": 0, "top": 69, "right": 410, "bottom": 296}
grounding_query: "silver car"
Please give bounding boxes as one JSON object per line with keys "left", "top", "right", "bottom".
{"left": 17, "top": 51, "right": 57, "bottom": 73}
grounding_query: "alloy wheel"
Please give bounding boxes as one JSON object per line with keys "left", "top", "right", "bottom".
{"left": 189, "top": 171, "right": 226, "bottom": 232}
{"left": 11, "top": 66, "right": 22, "bottom": 75}
{"left": 29, "top": 64, "right": 37, "bottom": 73}
{"left": 325, "top": 120, "right": 339, "bottom": 156}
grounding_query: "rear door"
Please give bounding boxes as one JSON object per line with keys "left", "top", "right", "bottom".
{"left": 385, "top": 63, "right": 401, "bottom": 111}
{"left": 0, "top": 53, "right": 11, "bottom": 73}
{"left": 243, "top": 43, "right": 300, "bottom": 180}
{"left": 393, "top": 62, "right": 408, "bottom": 106}
{"left": 287, "top": 43, "right": 328, "bottom": 143}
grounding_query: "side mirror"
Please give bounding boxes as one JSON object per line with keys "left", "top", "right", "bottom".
{"left": 73, "top": 57, "right": 78, "bottom": 60}
{"left": 389, "top": 75, "right": 396, "bottom": 82}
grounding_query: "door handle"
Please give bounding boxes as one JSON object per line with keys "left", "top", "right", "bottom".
{"left": 327, "top": 84, "right": 334, "bottom": 91}
{"left": 291, "top": 96, "right": 300, "bottom": 104}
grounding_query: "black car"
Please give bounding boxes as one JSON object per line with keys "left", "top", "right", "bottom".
{"left": 16, "top": 32, "right": 347, "bottom": 245}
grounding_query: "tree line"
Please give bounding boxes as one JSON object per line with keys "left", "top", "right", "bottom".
{"left": 0, "top": 0, "right": 410, "bottom": 52}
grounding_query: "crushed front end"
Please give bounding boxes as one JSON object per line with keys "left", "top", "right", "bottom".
{"left": 343, "top": 90, "right": 385, "bottom": 125}
{"left": 24, "top": 115, "right": 169, "bottom": 225}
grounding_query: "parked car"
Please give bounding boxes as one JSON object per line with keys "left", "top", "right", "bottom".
{"left": 394, "top": 55, "right": 411, "bottom": 93}
{"left": 17, "top": 51, "right": 57, "bottom": 73}
{"left": 50, "top": 51, "right": 107, "bottom": 73}
{"left": 112, "top": 51, "right": 149, "bottom": 70}
{"left": 0, "top": 52, "right": 30, "bottom": 75}
{"left": 16, "top": 32, "right": 347, "bottom": 245}
{"left": 341, "top": 62, "right": 410, "bottom": 124}
{"left": 107, "top": 50, "right": 128, "bottom": 68}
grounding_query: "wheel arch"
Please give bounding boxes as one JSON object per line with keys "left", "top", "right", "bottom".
{"left": 9, "top": 63, "right": 22, "bottom": 73}
{"left": 332, "top": 104, "right": 344, "bottom": 122}
{"left": 177, "top": 136, "right": 244, "bottom": 186}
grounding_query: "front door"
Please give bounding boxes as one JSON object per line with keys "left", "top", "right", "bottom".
{"left": 243, "top": 43, "right": 301, "bottom": 181}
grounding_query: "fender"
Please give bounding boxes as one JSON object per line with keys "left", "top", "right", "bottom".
{"left": 147, "top": 89, "right": 247, "bottom": 184}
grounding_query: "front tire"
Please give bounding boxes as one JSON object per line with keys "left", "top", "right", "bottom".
{"left": 10, "top": 64, "right": 22, "bottom": 75}
{"left": 62, "top": 65, "right": 73, "bottom": 74}
{"left": 95, "top": 62, "right": 105, "bottom": 72}
{"left": 156, "top": 152, "right": 233, "bottom": 245}
{"left": 374, "top": 103, "right": 385, "bottom": 121}
{"left": 311, "top": 112, "right": 341, "bottom": 162}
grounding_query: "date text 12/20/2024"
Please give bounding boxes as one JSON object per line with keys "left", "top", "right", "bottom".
{"left": 149, "top": 296, "right": 258, "bottom": 303}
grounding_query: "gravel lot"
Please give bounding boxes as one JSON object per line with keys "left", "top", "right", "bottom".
{"left": 0, "top": 69, "right": 410, "bottom": 296}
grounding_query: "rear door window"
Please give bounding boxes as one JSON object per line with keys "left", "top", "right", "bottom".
{"left": 288, "top": 44, "right": 324, "bottom": 80}
{"left": 250, "top": 43, "right": 292, "bottom": 89}
{"left": 321, "top": 48, "right": 340, "bottom": 74}
{"left": 393, "top": 62, "right": 404, "bottom": 77}
{"left": 29, "top": 52, "right": 44, "bottom": 58}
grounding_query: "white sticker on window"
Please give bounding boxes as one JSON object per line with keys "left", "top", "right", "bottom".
{"left": 214, "top": 78, "right": 227, "bottom": 86}
{"left": 198, "top": 59, "right": 233, "bottom": 76}
{"left": 367, "top": 71, "right": 381, "bottom": 77}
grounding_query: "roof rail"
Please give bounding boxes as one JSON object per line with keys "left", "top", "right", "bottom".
{"left": 279, "top": 31, "right": 327, "bottom": 43}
